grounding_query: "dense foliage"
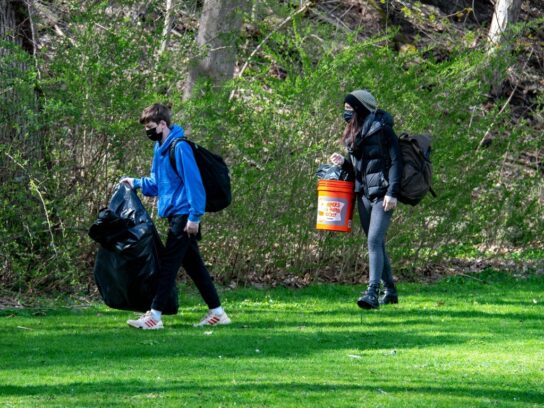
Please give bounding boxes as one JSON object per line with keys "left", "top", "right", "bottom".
{"left": 0, "top": 1, "right": 542, "bottom": 292}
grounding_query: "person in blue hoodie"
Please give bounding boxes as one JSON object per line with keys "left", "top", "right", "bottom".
{"left": 120, "top": 103, "right": 231, "bottom": 329}
{"left": 330, "top": 90, "right": 403, "bottom": 309}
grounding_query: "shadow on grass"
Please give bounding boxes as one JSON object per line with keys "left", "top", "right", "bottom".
{"left": 2, "top": 308, "right": 542, "bottom": 371}
{"left": 1, "top": 275, "right": 542, "bottom": 374}
{"left": 2, "top": 300, "right": 541, "bottom": 322}
{"left": 0, "top": 379, "right": 542, "bottom": 404}
{"left": 0, "top": 314, "right": 520, "bottom": 371}
{"left": 1, "top": 328, "right": 469, "bottom": 361}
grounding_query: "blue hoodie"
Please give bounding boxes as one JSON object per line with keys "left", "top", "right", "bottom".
{"left": 133, "top": 125, "right": 205, "bottom": 222}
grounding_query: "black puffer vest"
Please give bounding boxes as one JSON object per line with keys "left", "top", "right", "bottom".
{"left": 343, "top": 110, "right": 401, "bottom": 200}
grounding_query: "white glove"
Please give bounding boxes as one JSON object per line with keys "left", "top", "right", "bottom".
{"left": 120, "top": 177, "right": 134, "bottom": 188}
{"left": 329, "top": 153, "right": 345, "bottom": 166}
{"left": 383, "top": 195, "right": 397, "bottom": 212}
{"left": 184, "top": 220, "right": 200, "bottom": 236}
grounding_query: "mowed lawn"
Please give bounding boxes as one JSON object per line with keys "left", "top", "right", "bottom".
{"left": 1, "top": 271, "right": 543, "bottom": 407}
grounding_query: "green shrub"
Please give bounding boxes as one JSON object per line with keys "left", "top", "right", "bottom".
{"left": 0, "top": 4, "right": 541, "bottom": 291}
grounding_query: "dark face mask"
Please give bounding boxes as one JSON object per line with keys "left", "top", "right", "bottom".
{"left": 343, "top": 110, "right": 354, "bottom": 123}
{"left": 146, "top": 126, "right": 161, "bottom": 141}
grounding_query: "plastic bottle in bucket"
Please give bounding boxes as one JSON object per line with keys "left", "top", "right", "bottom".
{"left": 316, "top": 180, "right": 355, "bottom": 232}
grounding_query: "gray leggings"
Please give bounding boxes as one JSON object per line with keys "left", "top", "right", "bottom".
{"left": 357, "top": 194, "right": 395, "bottom": 288}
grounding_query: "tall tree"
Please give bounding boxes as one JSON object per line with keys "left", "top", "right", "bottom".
{"left": 0, "top": 0, "right": 37, "bottom": 162}
{"left": 1, "top": 0, "right": 21, "bottom": 146}
{"left": 486, "top": 0, "right": 523, "bottom": 99}
{"left": 183, "top": 0, "right": 252, "bottom": 100}
{"left": 487, "top": 0, "right": 522, "bottom": 47}
{"left": 159, "top": 0, "right": 175, "bottom": 56}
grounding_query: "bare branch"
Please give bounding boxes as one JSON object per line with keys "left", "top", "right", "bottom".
{"left": 237, "top": 1, "right": 313, "bottom": 79}
{"left": 477, "top": 48, "right": 534, "bottom": 151}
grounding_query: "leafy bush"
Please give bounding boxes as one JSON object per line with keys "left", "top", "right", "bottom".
{"left": 0, "top": 3, "right": 541, "bottom": 291}
{"left": 182, "top": 32, "right": 541, "bottom": 282}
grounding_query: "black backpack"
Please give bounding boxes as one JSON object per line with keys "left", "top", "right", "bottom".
{"left": 397, "top": 133, "right": 436, "bottom": 206}
{"left": 169, "top": 138, "right": 232, "bottom": 212}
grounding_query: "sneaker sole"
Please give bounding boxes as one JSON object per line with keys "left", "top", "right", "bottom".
{"left": 357, "top": 300, "right": 379, "bottom": 310}
{"left": 127, "top": 322, "right": 164, "bottom": 330}
{"left": 194, "top": 321, "right": 231, "bottom": 327}
{"left": 379, "top": 299, "right": 399, "bottom": 305}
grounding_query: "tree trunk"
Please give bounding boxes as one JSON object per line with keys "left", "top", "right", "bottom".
{"left": 159, "top": 0, "right": 175, "bottom": 56}
{"left": 487, "top": 0, "right": 523, "bottom": 98}
{"left": 487, "top": 0, "right": 522, "bottom": 47}
{"left": 0, "top": 0, "right": 40, "bottom": 179}
{"left": 1, "top": 0, "right": 35, "bottom": 134}
{"left": 183, "top": 0, "right": 252, "bottom": 100}
{"left": 1, "top": 0, "right": 23, "bottom": 149}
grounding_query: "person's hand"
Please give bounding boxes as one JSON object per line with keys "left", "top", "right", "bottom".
{"left": 330, "top": 153, "right": 345, "bottom": 166}
{"left": 184, "top": 220, "right": 200, "bottom": 236}
{"left": 120, "top": 177, "right": 134, "bottom": 188}
{"left": 383, "top": 195, "right": 397, "bottom": 212}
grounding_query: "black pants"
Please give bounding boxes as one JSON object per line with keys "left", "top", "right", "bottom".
{"left": 151, "top": 215, "right": 221, "bottom": 312}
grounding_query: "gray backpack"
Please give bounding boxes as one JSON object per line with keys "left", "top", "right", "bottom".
{"left": 397, "top": 133, "right": 436, "bottom": 206}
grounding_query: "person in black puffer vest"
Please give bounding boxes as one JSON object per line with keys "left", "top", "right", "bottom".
{"left": 330, "top": 90, "right": 403, "bottom": 309}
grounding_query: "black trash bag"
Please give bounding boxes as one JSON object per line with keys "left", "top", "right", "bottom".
{"left": 89, "top": 183, "right": 178, "bottom": 315}
{"left": 316, "top": 164, "right": 354, "bottom": 181}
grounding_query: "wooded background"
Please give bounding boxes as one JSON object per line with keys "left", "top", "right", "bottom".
{"left": 1, "top": 0, "right": 542, "bottom": 293}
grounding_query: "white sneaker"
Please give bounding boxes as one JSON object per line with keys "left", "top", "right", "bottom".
{"left": 194, "top": 311, "right": 231, "bottom": 327}
{"left": 127, "top": 311, "right": 164, "bottom": 330}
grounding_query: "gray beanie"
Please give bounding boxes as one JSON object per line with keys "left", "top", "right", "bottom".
{"left": 347, "top": 89, "right": 377, "bottom": 113}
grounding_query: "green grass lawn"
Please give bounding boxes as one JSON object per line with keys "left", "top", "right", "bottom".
{"left": 1, "top": 270, "right": 543, "bottom": 407}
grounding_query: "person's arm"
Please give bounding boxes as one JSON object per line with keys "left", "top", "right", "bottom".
{"left": 176, "top": 142, "right": 205, "bottom": 223}
{"left": 385, "top": 126, "right": 403, "bottom": 198}
{"left": 132, "top": 156, "right": 159, "bottom": 197}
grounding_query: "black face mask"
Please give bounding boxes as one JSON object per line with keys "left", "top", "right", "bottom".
{"left": 343, "top": 110, "right": 354, "bottom": 123}
{"left": 146, "top": 127, "right": 161, "bottom": 141}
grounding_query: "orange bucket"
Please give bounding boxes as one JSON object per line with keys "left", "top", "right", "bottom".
{"left": 316, "top": 180, "right": 355, "bottom": 232}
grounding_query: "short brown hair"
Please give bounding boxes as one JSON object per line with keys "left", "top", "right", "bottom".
{"left": 139, "top": 103, "right": 172, "bottom": 127}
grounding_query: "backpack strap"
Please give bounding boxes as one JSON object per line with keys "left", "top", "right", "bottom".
{"left": 169, "top": 137, "right": 187, "bottom": 178}
{"left": 378, "top": 119, "right": 395, "bottom": 169}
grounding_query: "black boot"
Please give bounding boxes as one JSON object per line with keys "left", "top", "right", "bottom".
{"left": 379, "top": 285, "right": 398, "bottom": 305}
{"left": 357, "top": 284, "right": 380, "bottom": 309}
